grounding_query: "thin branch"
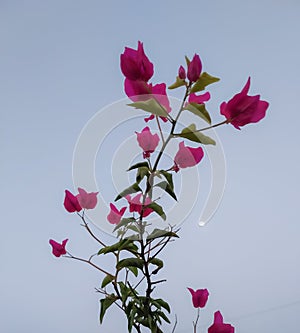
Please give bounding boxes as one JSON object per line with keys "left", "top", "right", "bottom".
{"left": 156, "top": 116, "right": 165, "bottom": 145}
{"left": 171, "top": 314, "right": 178, "bottom": 333}
{"left": 77, "top": 213, "right": 107, "bottom": 247}
{"left": 193, "top": 308, "right": 200, "bottom": 333}
{"left": 64, "top": 252, "right": 112, "bottom": 276}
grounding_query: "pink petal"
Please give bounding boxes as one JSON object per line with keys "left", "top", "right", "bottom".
{"left": 77, "top": 188, "right": 98, "bottom": 210}
{"left": 188, "top": 92, "right": 211, "bottom": 104}
{"left": 63, "top": 190, "right": 82, "bottom": 213}
{"left": 214, "top": 311, "right": 224, "bottom": 324}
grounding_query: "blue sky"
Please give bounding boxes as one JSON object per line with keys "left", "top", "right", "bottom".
{"left": 1, "top": 1, "right": 300, "bottom": 332}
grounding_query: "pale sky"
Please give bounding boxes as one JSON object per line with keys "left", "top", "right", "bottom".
{"left": 1, "top": 1, "right": 300, "bottom": 332}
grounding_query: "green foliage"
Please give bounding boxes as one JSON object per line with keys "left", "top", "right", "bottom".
{"left": 127, "top": 161, "right": 150, "bottom": 171}
{"left": 190, "top": 72, "right": 220, "bottom": 93}
{"left": 185, "top": 55, "right": 191, "bottom": 66}
{"left": 101, "top": 274, "right": 114, "bottom": 288}
{"left": 113, "top": 217, "right": 136, "bottom": 232}
{"left": 118, "top": 281, "right": 137, "bottom": 303}
{"left": 178, "top": 123, "right": 216, "bottom": 145}
{"left": 146, "top": 202, "right": 166, "bottom": 220}
{"left": 183, "top": 102, "right": 211, "bottom": 124}
{"left": 128, "top": 98, "right": 169, "bottom": 118}
{"left": 98, "top": 238, "right": 138, "bottom": 255}
{"left": 99, "top": 294, "right": 118, "bottom": 323}
{"left": 148, "top": 257, "right": 164, "bottom": 274}
{"left": 168, "top": 76, "right": 186, "bottom": 90}
{"left": 136, "top": 166, "right": 150, "bottom": 184}
{"left": 158, "top": 170, "right": 174, "bottom": 190}
{"left": 116, "top": 258, "right": 144, "bottom": 271}
{"left": 146, "top": 228, "right": 179, "bottom": 241}
{"left": 151, "top": 298, "right": 171, "bottom": 313}
{"left": 115, "top": 183, "right": 142, "bottom": 201}
{"left": 154, "top": 181, "right": 177, "bottom": 201}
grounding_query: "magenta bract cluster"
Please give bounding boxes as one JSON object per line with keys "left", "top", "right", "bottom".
{"left": 220, "top": 77, "right": 269, "bottom": 129}
{"left": 208, "top": 311, "right": 235, "bottom": 333}
{"left": 49, "top": 239, "right": 68, "bottom": 257}
{"left": 188, "top": 288, "right": 209, "bottom": 308}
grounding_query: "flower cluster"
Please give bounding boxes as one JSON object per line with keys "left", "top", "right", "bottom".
{"left": 49, "top": 41, "right": 269, "bottom": 333}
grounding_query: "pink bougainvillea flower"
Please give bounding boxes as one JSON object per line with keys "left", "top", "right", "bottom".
{"left": 188, "top": 91, "right": 211, "bottom": 105}
{"left": 151, "top": 82, "right": 172, "bottom": 113}
{"left": 107, "top": 203, "right": 127, "bottom": 225}
{"left": 64, "top": 190, "right": 82, "bottom": 213}
{"left": 220, "top": 77, "right": 269, "bottom": 130}
{"left": 178, "top": 65, "right": 186, "bottom": 80}
{"left": 76, "top": 187, "right": 98, "bottom": 210}
{"left": 208, "top": 311, "right": 235, "bottom": 333}
{"left": 136, "top": 126, "right": 160, "bottom": 158}
{"left": 49, "top": 239, "right": 68, "bottom": 257}
{"left": 173, "top": 141, "right": 204, "bottom": 171}
{"left": 120, "top": 41, "right": 154, "bottom": 82}
{"left": 126, "top": 193, "right": 153, "bottom": 217}
{"left": 144, "top": 83, "right": 171, "bottom": 123}
{"left": 125, "top": 79, "right": 171, "bottom": 122}
{"left": 187, "top": 288, "right": 209, "bottom": 308}
{"left": 124, "top": 79, "right": 152, "bottom": 101}
{"left": 187, "top": 54, "right": 202, "bottom": 82}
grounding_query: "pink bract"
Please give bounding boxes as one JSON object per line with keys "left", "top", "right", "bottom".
{"left": 64, "top": 190, "right": 82, "bottom": 213}
{"left": 174, "top": 141, "right": 204, "bottom": 170}
{"left": 120, "top": 41, "right": 154, "bottom": 82}
{"left": 220, "top": 77, "right": 269, "bottom": 129}
{"left": 208, "top": 311, "right": 235, "bottom": 333}
{"left": 188, "top": 91, "right": 211, "bottom": 104}
{"left": 126, "top": 193, "right": 153, "bottom": 218}
{"left": 125, "top": 79, "right": 171, "bottom": 118}
{"left": 76, "top": 188, "right": 98, "bottom": 210}
{"left": 187, "top": 54, "right": 202, "bottom": 82}
{"left": 49, "top": 239, "right": 68, "bottom": 257}
{"left": 136, "top": 126, "right": 160, "bottom": 159}
{"left": 187, "top": 288, "right": 209, "bottom": 308}
{"left": 107, "top": 203, "right": 127, "bottom": 225}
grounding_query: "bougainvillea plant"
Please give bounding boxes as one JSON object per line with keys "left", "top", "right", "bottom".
{"left": 49, "top": 41, "right": 269, "bottom": 333}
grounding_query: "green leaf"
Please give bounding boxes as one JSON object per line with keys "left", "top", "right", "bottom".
{"left": 152, "top": 299, "right": 171, "bottom": 313}
{"left": 178, "top": 124, "right": 216, "bottom": 145}
{"left": 156, "top": 310, "right": 171, "bottom": 323}
{"left": 113, "top": 217, "right": 136, "bottom": 232}
{"left": 118, "top": 282, "right": 137, "bottom": 303}
{"left": 115, "top": 182, "right": 142, "bottom": 201}
{"left": 99, "top": 294, "right": 117, "bottom": 323}
{"left": 155, "top": 181, "right": 177, "bottom": 201}
{"left": 116, "top": 258, "right": 144, "bottom": 271}
{"left": 125, "top": 301, "right": 136, "bottom": 333}
{"left": 127, "top": 266, "right": 138, "bottom": 277}
{"left": 183, "top": 102, "right": 211, "bottom": 124}
{"left": 147, "top": 202, "right": 166, "bottom": 220}
{"left": 101, "top": 274, "right": 114, "bottom": 288}
{"left": 185, "top": 55, "right": 191, "bottom": 66}
{"left": 126, "top": 224, "right": 140, "bottom": 233}
{"left": 190, "top": 72, "right": 220, "bottom": 93}
{"left": 159, "top": 170, "right": 174, "bottom": 190}
{"left": 136, "top": 166, "right": 150, "bottom": 184}
{"left": 127, "top": 161, "right": 149, "bottom": 171}
{"left": 128, "top": 98, "right": 169, "bottom": 118}
{"left": 168, "top": 76, "right": 186, "bottom": 90}
{"left": 146, "top": 228, "right": 179, "bottom": 241}
{"left": 148, "top": 257, "right": 164, "bottom": 274}
{"left": 98, "top": 238, "right": 138, "bottom": 255}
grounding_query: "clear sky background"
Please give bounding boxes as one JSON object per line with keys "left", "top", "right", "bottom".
{"left": 1, "top": 1, "right": 300, "bottom": 332}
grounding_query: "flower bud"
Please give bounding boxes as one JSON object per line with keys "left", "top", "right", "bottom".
{"left": 187, "top": 54, "right": 202, "bottom": 82}
{"left": 178, "top": 65, "right": 186, "bottom": 80}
